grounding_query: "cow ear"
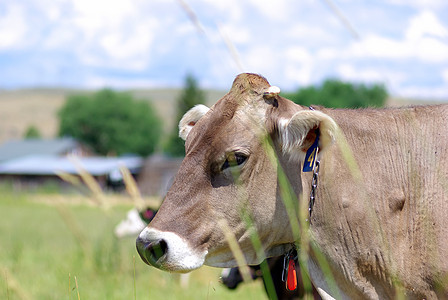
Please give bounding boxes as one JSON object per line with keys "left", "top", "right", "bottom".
{"left": 279, "top": 110, "right": 337, "bottom": 157}
{"left": 179, "top": 104, "right": 210, "bottom": 141}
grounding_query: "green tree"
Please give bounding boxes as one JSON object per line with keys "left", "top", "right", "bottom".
{"left": 164, "top": 74, "right": 206, "bottom": 157}
{"left": 58, "top": 89, "right": 161, "bottom": 156}
{"left": 283, "top": 79, "right": 388, "bottom": 108}
{"left": 24, "top": 125, "right": 41, "bottom": 139}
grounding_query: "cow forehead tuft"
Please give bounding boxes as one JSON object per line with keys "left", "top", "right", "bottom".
{"left": 184, "top": 73, "right": 271, "bottom": 151}
{"left": 231, "top": 73, "right": 270, "bottom": 94}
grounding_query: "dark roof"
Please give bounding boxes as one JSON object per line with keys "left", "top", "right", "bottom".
{"left": 0, "top": 155, "right": 143, "bottom": 176}
{"left": 0, "top": 138, "right": 81, "bottom": 162}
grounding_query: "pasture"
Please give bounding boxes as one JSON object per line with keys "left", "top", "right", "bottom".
{"left": 0, "top": 189, "right": 265, "bottom": 300}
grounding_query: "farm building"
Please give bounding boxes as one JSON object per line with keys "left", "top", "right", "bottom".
{"left": 0, "top": 138, "right": 143, "bottom": 192}
{"left": 0, "top": 137, "right": 92, "bottom": 162}
{"left": 136, "top": 154, "right": 183, "bottom": 197}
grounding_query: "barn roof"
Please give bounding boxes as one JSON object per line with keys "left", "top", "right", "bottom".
{"left": 0, "top": 138, "right": 82, "bottom": 162}
{"left": 0, "top": 155, "right": 143, "bottom": 176}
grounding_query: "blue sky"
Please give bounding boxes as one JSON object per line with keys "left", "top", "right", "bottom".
{"left": 0, "top": 0, "right": 447, "bottom": 99}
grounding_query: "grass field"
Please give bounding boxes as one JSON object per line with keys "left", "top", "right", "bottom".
{"left": 0, "top": 191, "right": 266, "bottom": 300}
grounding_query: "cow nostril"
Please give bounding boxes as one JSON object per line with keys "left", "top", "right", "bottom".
{"left": 147, "top": 239, "right": 168, "bottom": 262}
{"left": 136, "top": 236, "right": 168, "bottom": 267}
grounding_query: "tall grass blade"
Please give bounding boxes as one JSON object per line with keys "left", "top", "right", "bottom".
{"left": 5, "top": 268, "right": 9, "bottom": 300}
{"left": 225, "top": 149, "right": 278, "bottom": 299}
{"left": 240, "top": 210, "right": 277, "bottom": 300}
{"left": 120, "top": 166, "right": 145, "bottom": 210}
{"left": 260, "top": 133, "right": 343, "bottom": 298}
{"left": 55, "top": 171, "right": 82, "bottom": 187}
{"left": 133, "top": 255, "right": 137, "bottom": 300}
{"left": 1, "top": 267, "right": 31, "bottom": 300}
{"left": 68, "top": 156, "right": 108, "bottom": 210}
{"left": 74, "top": 276, "right": 80, "bottom": 300}
{"left": 217, "top": 219, "right": 252, "bottom": 283}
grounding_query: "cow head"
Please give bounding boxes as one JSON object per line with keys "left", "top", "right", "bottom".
{"left": 136, "top": 73, "right": 337, "bottom": 272}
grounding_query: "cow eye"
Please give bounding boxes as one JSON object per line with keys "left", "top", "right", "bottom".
{"left": 221, "top": 153, "right": 247, "bottom": 171}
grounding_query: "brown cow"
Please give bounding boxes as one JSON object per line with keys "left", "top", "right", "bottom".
{"left": 137, "top": 73, "right": 448, "bottom": 299}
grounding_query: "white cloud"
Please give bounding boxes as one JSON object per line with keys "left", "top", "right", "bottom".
{"left": 71, "top": 0, "right": 135, "bottom": 34}
{"left": 316, "top": 48, "right": 340, "bottom": 60}
{"left": 285, "top": 24, "right": 335, "bottom": 44}
{"left": 399, "top": 85, "right": 448, "bottom": 99}
{"left": 285, "top": 46, "right": 312, "bottom": 63}
{"left": 200, "top": 0, "right": 243, "bottom": 23}
{"left": 218, "top": 23, "right": 251, "bottom": 45}
{"left": 347, "top": 10, "right": 448, "bottom": 63}
{"left": 413, "top": 37, "right": 448, "bottom": 62}
{"left": 0, "top": 4, "right": 28, "bottom": 50}
{"left": 406, "top": 10, "right": 448, "bottom": 40}
{"left": 43, "top": 32, "right": 76, "bottom": 52}
{"left": 442, "top": 69, "right": 448, "bottom": 83}
{"left": 239, "top": 44, "right": 315, "bottom": 87}
{"left": 60, "top": 0, "right": 162, "bottom": 70}
{"left": 247, "top": 0, "right": 291, "bottom": 21}
{"left": 350, "top": 34, "right": 448, "bottom": 62}
{"left": 244, "top": 46, "right": 279, "bottom": 74}
{"left": 389, "top": 0, "right": 448, "bottom": 9}
{"left": 337, "top": 64, "right": 384, "bottom": 82}
{"left": 283, "top": 47, "right": 314, "bottom": 86}
{"left": 98, "top": 22, "right": 156, "bottom": 62}
{"left": 336, "top": 64, "right": 406, "bottom": 86}
{"left": 349, "top": 35, "right": 409, "bottom": 59}
{"left": 284, "top": 65, "right": 313, "bottom": 86}
{"left": 0, "top": 0, "right": 447, "bottom": 100}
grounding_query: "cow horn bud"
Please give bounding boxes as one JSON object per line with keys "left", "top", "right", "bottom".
{"left": 263, "top": 86, "right": 280, "bottom": 99}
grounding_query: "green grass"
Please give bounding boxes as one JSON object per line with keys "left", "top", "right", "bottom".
{"left": 0, "top": 193, "right": 266, "bottom": 300}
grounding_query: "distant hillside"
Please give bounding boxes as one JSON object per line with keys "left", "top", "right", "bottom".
{"left": 0, "top": 88, "right": 226, "bottom": 145}
{"left": 1, "top": 88, "right": 443, "bottom": 146}
{"left": 386, "top": 97, "right": 446, "bottom": 107}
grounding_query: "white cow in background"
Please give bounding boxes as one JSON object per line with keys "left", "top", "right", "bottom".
{"left": 115, "top": 207, "right": 154, "bottom": 238}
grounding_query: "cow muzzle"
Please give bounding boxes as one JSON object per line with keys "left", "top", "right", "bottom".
{"left": 136, "top": 227, "right": 207, "bottom": 272}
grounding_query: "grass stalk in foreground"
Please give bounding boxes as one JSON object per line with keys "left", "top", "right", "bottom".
{"left": 227, "top": 147, "right": 278, "bottom": 300}
{"left": 1, "top": 266, "right": 31, "bottom": 300}
{"left": 120, "top": 166, "right": 145, "bottom": 210}
{"left": 133, "top": 255, "right": 137, "bottom": 300}
{"left": 240, "top": 210, "right": 277, "bottom": 300}
{"left": 261, "top": 134, "right": 342, "bottom": 298}
{"left": 75, "top": 276, "right": 80, "bottom": 300}
{"left": 217, "top": 219, "right": 252, "bottom": 283}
